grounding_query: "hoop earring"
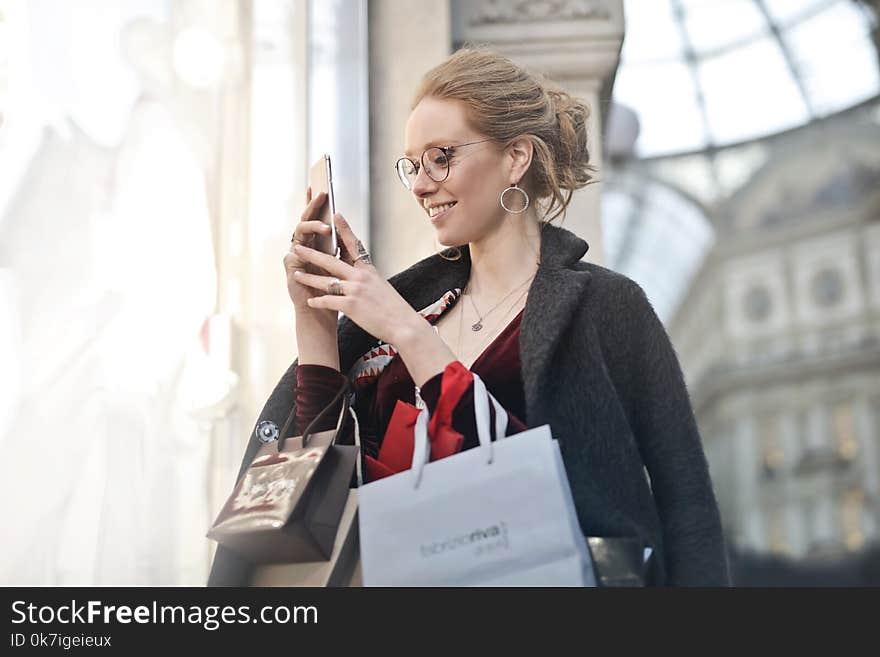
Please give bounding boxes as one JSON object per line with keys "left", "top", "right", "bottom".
{"left": 500, "top": 183, "right": 530, "bottom": 214}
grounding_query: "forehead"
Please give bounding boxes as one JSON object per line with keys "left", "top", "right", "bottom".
{"left": 404, "top": 97, "right": 473, "bottom": 156}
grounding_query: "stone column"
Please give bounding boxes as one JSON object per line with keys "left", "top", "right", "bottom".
{"left": 450, "top": 0, "right": 626, "bottom": 265}
{"left": 368, "top": 1, "right": 452, "bottom": 276}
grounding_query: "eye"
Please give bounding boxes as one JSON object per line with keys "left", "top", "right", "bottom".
{"left": 402, "top": 158, "right": 419, "bottom": 175}
{"left": 433, "top": 151, "right": 451, "bottom": 166}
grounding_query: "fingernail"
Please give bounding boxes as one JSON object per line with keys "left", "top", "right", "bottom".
{"left": 292, "top": 270, "right": 301, "bottom": 277}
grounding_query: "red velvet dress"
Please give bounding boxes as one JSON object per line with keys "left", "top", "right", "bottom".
{"left": 292, "top": 290, "right": 528, "bottom": 482}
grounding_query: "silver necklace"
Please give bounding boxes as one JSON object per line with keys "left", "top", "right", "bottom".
{"left": 465, "top": 272, "right": 535, "bottom": 331}
{"left": 457, "top": 284, "right": 530, "bottom": 367}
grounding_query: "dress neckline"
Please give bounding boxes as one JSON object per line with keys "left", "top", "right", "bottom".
{"left": 460, "top": 306, "right": 525, "bottom": 371}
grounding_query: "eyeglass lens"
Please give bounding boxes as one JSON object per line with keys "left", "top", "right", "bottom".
{"left": 397, "top": 147, "right": 449, "bottom": 189}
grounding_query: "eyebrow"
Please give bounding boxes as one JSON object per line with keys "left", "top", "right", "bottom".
{"left": 403, "top": 139, "right": 458, "bottom": 158}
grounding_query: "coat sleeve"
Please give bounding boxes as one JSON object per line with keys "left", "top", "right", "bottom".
{"left": 618, "top": 281, "right": 731, "bottom": 586}
{"left": 293, "top": 365, "right": 351, "bottom": 435}
{"left": 206, "top": 358, "right": 300, "bottom": 586}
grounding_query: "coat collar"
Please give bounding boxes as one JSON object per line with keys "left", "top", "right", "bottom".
{"left": 338, "top": 223, "right": 593, "bottom": 415}
{"left": 520, "top": 224, "right": 592, "bottom": 423}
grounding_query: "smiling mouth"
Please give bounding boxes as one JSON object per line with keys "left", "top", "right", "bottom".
{"left": 428, "top": 201, "right": 457, "bottom": 218}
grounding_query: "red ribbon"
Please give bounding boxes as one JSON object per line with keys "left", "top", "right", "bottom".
{"left": 365, "top": 361, "right": 473, "bottom": 482}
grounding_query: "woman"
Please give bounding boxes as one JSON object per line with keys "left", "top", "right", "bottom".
{"left": 209, "top": 49, "right": 730, "bottom": 586}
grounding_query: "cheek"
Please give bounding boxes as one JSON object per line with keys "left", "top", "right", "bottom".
{"left": 454, "top": 173, "right": 498, "bottom": 215}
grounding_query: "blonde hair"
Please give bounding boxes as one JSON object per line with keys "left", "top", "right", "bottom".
{"left": 412, "top": 47, "right": 596, "bottom": 224}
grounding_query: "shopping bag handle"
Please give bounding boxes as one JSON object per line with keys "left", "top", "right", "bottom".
{"left": 410, "top": 372, "right": 508, "bottom": 489}
{"left": 277, "top": 378, "right": 350, "bottom": 451}
{"left": 410, "top": 408, "right": 431, "bottom": 488}
{"left": 276, "top": 378, "right": 362, "bottom": 485}
{"left": 472, "top": 373, "right": 508, "bottom": 461}
{"left": 348, "top": 406, "right": 363, "bottom": 487}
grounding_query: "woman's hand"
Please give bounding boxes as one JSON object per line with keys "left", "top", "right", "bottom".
{"left": 289, "top": 213, "right": 424, "bottom": 346}
{"left": 284, "top": 189, "right": 337, "bottom": 317}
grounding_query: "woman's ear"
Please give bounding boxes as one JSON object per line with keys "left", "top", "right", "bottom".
{"left": 507, "top": 137, "right": 534, "bottom": 184}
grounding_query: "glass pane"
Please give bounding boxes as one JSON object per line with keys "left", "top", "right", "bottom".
{"left": 0, "top": 0, "right": 43, "bottom": 220}
{"left": 762, "top": 0, "right": 835, "bottom": 26}
{"left": 600, "top": 188, "right": 638, "bottom": 266}
{"left": 698, "top": 36, "right": 810, "bottom": 144}
{"left": 713, "top": 142, "right": 770, "bottom": 196}
{"left": 251, "top": 0, "right": 302, "bottom": 245}
{"left": 653, "top": 154, "right": 720, "bottom": 202}
{"left": 308, "top": 0, "right": 369, "bottom": 242}
{"left": 613, "top": 60, "right": 708, "bottom": 156}
{"left": 602, "top": 177, "right": 714, "bottom": 322}
{"left": 617, "top": 0, "right": 878, "bottom": 157}
{"left": 621, "top": 0, "right": 683, "bottom": 64}
{"left": 682, "top": 0, "right": 767, "bottom": 55}
{"left": 784, "top": 1, "right": 880, "bottom": 115}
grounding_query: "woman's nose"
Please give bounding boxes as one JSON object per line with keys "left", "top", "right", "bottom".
{"left": 411, "top": 165, "right": 438, "bottom": 198}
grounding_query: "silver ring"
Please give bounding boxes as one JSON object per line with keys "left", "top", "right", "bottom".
{"left": 327, "top": 277, "right": 344, "bottom": 296}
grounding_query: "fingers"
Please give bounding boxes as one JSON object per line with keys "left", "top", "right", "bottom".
{"left": 283, "top": 251, "right": 303, "bottom": 274}
{"left": 300, "top": 191, "right": 327, "bottom": 223}
{"left": 292, "top": 270, "right": 357, "bottom": 294}
{"left": 333, "top": 214, "right": 373, "bottom": 268}
{"left": 292, "top": 243, "right": 352, "bottom": 278}
{"left": 306, "top": 295, "right": 346, "bottom": 312}
{"left": 333, "top": 214, "right": 359, "bottom": 264}
{"left": 291, "top": 220, "right": 331, "bottom": 247}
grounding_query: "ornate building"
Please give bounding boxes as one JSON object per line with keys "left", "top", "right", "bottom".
{"left": 669, "top": 123, "right": 880, "bottom": 563}
{"left": 604, "top": 0, "right": 880, "bottom": 581}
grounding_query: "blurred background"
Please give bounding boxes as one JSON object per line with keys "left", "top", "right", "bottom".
{"left": 0, "top": 0, "right": 877, "bottom": 585}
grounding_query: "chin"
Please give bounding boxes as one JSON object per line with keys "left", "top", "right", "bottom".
{"left": 432, "top": 223, "right": 457, "bottom": 245}
{"left": 435, "top": 228, "right": 469, "bottom": 250}
{"left": 434, "top": 219, "right": 479, "bottom": 249}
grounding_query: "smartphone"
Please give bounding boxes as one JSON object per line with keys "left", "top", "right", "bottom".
{"left": 308, "top": 154, "right": 338, "bottom": 256}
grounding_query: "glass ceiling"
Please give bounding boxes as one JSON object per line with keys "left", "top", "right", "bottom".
{"left": 613, "top": 0, "right": 880, "bottom": 158}
{"left": 601, "top": 173, "right": 715, "bottom": 323}
{"left": 604, "top": 0, "right": 879, "bottom": 325}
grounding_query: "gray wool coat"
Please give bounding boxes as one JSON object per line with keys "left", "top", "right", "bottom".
{"left": 209, "top": 223, "right": 731, "bottom": 587}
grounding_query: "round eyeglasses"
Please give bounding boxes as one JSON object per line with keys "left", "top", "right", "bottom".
{"left": 395, "top": 138, "right": 494, "bottom": 190}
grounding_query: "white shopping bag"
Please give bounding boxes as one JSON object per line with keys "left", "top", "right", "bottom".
{"left": 358, "top": 373, "right": 596, "bottom": 587}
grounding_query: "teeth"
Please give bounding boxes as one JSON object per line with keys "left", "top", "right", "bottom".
{"left": 428, "top": 202, "right": 456, "bottom": 217}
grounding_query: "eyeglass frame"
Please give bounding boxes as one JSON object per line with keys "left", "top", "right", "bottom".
{"left": 395, "top": 138, "right": 495, "bottom": 189}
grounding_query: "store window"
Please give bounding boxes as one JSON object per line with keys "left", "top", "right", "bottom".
{"left": 759, "top": 413, "right": 785, "bottom": 477}
{"left": 839, "top": 487, "right": 866, "bottom": 552}
{"left": 831, "top": 400, "right": 858, "bottom": 462}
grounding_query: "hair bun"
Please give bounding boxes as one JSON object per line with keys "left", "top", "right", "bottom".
{"left": 547, "top": 88, "right": 591, "bottom": 177}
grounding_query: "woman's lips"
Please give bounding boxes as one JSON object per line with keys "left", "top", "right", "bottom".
{"left": 430, "top": 204, "right": 455, "bottom": 224}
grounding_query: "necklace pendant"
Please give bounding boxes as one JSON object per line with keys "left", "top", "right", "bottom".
{"left": 471, "top": 321, "right": 483, "bottom": 331}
